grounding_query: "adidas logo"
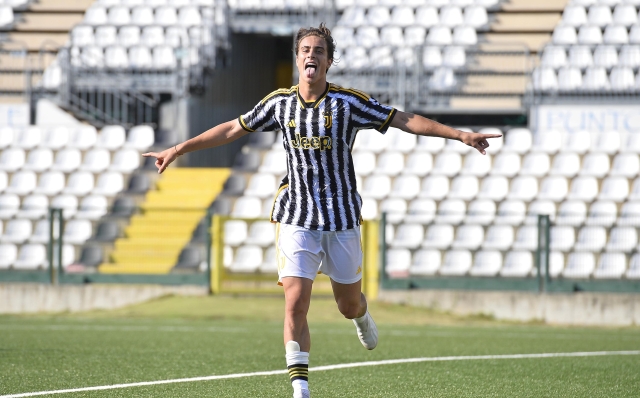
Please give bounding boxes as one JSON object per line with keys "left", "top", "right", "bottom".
{"left": 287, "top": 119, "right": 296, "bottom": 128}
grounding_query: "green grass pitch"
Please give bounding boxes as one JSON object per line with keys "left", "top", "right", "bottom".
{"left": 1, "top": 295, "right": 639, "bottom": 397}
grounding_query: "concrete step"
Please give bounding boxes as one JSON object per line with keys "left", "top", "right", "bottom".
{"left": 15, "top": 13, "right": 83, "bottom": 33}
{"left": 29, "top": 0, "right": 94, "bottom": 13}
{"left": 501, "top": 0, "right": 569, "bottom": 12}
{"left": 490, "top": 13, "right": 561, "bottom": 33}
{"left": 4, "top": 32, "right": 69, "bottom": 51}
{"left": 461, "top": 75, "right": 528, "bottom": 94}
{"left": 482, "top": 33, "right": 551, "bottom": 53}
{"left": 449, "top": 96, "right": 522, "bottom": 110}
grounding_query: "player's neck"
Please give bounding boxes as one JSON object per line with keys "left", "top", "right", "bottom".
{"left": 298, "top": 80, "right": 328, "bottom": 102}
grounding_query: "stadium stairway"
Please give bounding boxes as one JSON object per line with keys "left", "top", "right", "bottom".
{"left": 449, "top": 0, "right": 566, "bottom": 110}
{"left": 98, "top": 168, "right": 230, "bottom": 274}
{"left": 0, "top": 0, "right": 92, "bottom": 101}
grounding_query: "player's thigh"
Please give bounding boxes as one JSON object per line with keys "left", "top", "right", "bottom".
{"left": 319, "top": 227, "right": 363, "bottom": 285}
{"left": 277, "top": 223, "right": 324, "bottom": 281}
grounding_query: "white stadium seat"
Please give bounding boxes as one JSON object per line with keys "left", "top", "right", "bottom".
{"left": 569, "top": 45, "right": 594, "bottom": 69}
{"left": 619, "top": 45, "right": 640, "bottom": 68}
{"left": 477, "top": 176, "right": 508, "bottom": 201}
{"left": 231, "top": 196, "right": 262, "bottom": 218}
{"left": 92, "top": 172, "right": 124, "bottom": 196}
{"left": 418, "top": 175, "right": 449, "bottom": 200}
{"left": 502, "top": 128, "right": 532, "bottom": 154}
{"left": 0, "top": 194, "right": 19, "bottom": 219}
{"left": 519, "top": 152, "right": 549, "bottom": 177}
{"left": 69, "top": 126, "right": 98, "bottom": 150}
{"left": 403, "top": 152, "right": 432, "bottom": 177}
{"left": 23, "top": 148, "right": 53, "bottom": 172}
{"left": 63, "top": 219, "right": 92, "bottom": 245}
{"left": 432, "top": 152, "right": 461, "bottom": 176}
{"left": 245, "top": 221, "right": 275, "bottom": 247}
{"left": 439, "top": 250, "right": 472, "bottom": 276}
{"left": 507, "top": 176, "right": 538, "bottom": 202}
{"left": 415, "top": 135, "right": 445, "bottom": 153}
{"left": 391, "top": 223, "right": 424, "bottom": 249}
{"left": 410, "top": 249, "right": 441, "bottom": 276}
{"left": 452, "top": 224, "right": 484, "bottom": 250}
{"left": 422, "top": 224, "right": 454, "bottom": 249}
{"left": 567, "top": 176, "right": 598, "bottom": 202}
{"left": 244, "top": 173, "right": 276, "bottom": 199}
{"left": 6, "top": 171, "right": 36, "bottom": 195}
{"left": 0, "top": 171, "right": 6, "bottom": 192}
{"left": 421, "top": 46, "right": 443, "bottom": 69}
{"left": 95, "top": 26, "right": 117, "bottom": 47}
{"left": 156, "top": 6, "right": 178, "bottom": 26}
{"left": 537, "top": 176, "right": 568, "bottom": 202}
{"left": 224, "top": 220, "right": 247, "bottom": 246}
{"left": 14, "top": 126, "right": 42, "bottom": 149}
{"left": 436, "top": 199, "right": 466, "bottom": 225}
{"left": 586, "top": 200, "right": 617, "bottom": 227}
{"left": 550, "top": 153, "right": 580, "bottom": 177}
{"left": 453, "top": 26, "right": 477, "bottom": 45}
{"left": 482, "top": 225, "right": 514, "bottom": 250}
{"left": 442, "top": 46, "right": 466, "bottom": 69}
{"left": 593, "top": 45, "right": 619, "bottom": 68}
{"left": 533, "top": 67, "right": 558, "bottom": 91}
{"left": 0, "top": 126, "right": 13, "bottom": 149}
{"left": 229, "top": 245, "right": 262, "bottom": 273}
{"left": 1, "top": 219, "right": 31, "bottom": 244}
{"left": 610, "top": 67, "right": 635, "bottom": 90}
{"left": 119, "top": 26, "right": 141, "bottom": 47}
{"left": 604, "top": 25, "right": 629, "bottom": 44}
{"left": 129, "top": 46, "right": 153, "bottom": 68}
{"left": 626, "top": 253, "right": 640, "bottom": 279}
{"left": 84, "top": 7, "right": 108, "bottom": 25}
{"left": 76, "top": 195, "right": 108, "bottom": 220}
{"left": 72, "top": 25, "right": 95, "bottom": 46}
{"left": 479, "top": 128, "right": 503, "bottom": 154}
{"left": 361, "top": 175, "right": 390, "bottom": 199}
{"left": 550, "top": 225, "right": 575, "bottom": 252}
{"left": 360, "top": 198, "right": 378, "bottom": 220}
{"left": 426, "top": 26, "right": 453, "bottom": 46}
{"left": 619, "top": 200, "right": 640, "bottom": 226}
{"left": 553, "top": 25, "right": 578, "bottom": 45}
{"left": 374, "top": 151, "right": 404, "bottom": 176}
{"left": 380, "top": 26, "right": 404, "bottom": 47}
{"left": 494, "top": 199, "right": 525, "bottom": 225}
{"left": 606, "top": 227, "right": 637, "bottom": 252}
{"left": 80, "top": 148, "right": 110, "bottom": 173}
{"left": 108, "top": 6, "right": 131, "bottom": 25}
{"left": 389, "top": 175, "right": 420, "bottom": 200}
{"left": 17, "top": 194, "right": 48, "bottom": 220}
{"left": 51, "top": 194, "right": 78, "bottom": 218}
{"left": 0, "top": 243, "right": 17, "bottom": 269}
{"left": 594, "top": 253, "right": 627, "bottom": 279}
{"left": 41, "top": 127, "right": 70, "bottom": 150}
{"left": 368, "top": 6, "right": 391, "bottom": 28}
{"left": 542, "top": 46, "right": 567, "bottom": 69}
{"left": 588, "top": 5, "right": 613, "bottom": 27}
{"left": 386, "top": 248, "right": 411, "bottom": 277}
{"left": 406, "top": 198, "right": 436, "bottom": 224}
{"left": 141, "top": 26, "right": 165, "bottom": 47}
{"left": 259, "top": 246, "right": 277, "bottom": 273}
{"left": 464, "top": 199, "right": 495, "bottom": 225}
{"left": 564, "top": 252, "right": 595, "bottom": 279}
{"left": 598, "top": 176, "right": 629, "bottom": 202}
{"left": 562, "top": 5, "right": 588, "bottom": 27}
{"left": 448, "top": 175, "right": 478, "bottom": 200}
{"left": 105, "top": 46, "right": 128, "bottom": 68}
{"left": 461, "top": 152, "right": 491, "bottom": 176}
{"left": 416, "top": 6, "right": 439, "bottom": 28}
{"left": 574, "top": 226, "right": 607, "bottom": 251}
{"left": 178, "top": 6, "right": 202, "bottom": 26}
{"left": 612, "top": 4, "right": 638, "bottom": 26}
{"left": 14, "top": 244, "right": 46, "bottom": 270}
{"left": 556, "top": 200, "right": 587, "bottom": 226}
{"left": 97, "top": 125, "right": 126, "bottom": 150}
{"left": 109, "top": 148, "right": 140, "bottom": 173}
{"left": 500, "top": 251, "right": 533, "bottom": 277}
{"left": 557, "top": 67, "right": 583, "bottom": 91}
{"left": 464, "top": 5, "right": 488, "bottom": 28}
{"left": 338, "top": 6, "right": 365, "bottom": 27}
{"left": 579, "top": 153, "right": 609, "bottom": 177}
{"left": 579, "top": 25, "right": 604, "bottom": 45}
{"left": 440, "top": 6, "right": 464, "bottom": 27}
{"left": 353, "top": 151, "right": 376, "bottom": 176}
{"left": 391, "top": 6, "right": 414, "bottom": 27}
{"left": 512, "top": 225, "right": 538, "bottom": 251}
{"left": 469, "top": 250, "right": 502, "bottom": 276}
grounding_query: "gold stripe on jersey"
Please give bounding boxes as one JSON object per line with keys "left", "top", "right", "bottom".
{"left": 378, "top": 108, "right": 398, "bottom": 132}
{"left": 238, "top": 116, "right": 255, "bottom": 132}
{"left": 329, "top": 84, "right": 371, "bottom": 101}
{"left": 260, "top": 86, "right": 297, "bottom": 105}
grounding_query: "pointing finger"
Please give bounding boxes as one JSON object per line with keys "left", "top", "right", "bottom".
{"left": 481, "top": 134, "right": 502, "bottom": 139}
{"left": 142, "top": 152, "right": 158, "bottom": 157}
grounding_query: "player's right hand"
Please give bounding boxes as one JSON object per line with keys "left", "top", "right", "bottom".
{"left": 142, "top": 148, "right": 178, "bottom": 174}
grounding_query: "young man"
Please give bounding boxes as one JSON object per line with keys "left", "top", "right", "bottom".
{"left": 144, "top": 24, "right": 500, "bottom": 398}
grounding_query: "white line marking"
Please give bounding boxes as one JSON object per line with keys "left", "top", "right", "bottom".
{"left": 1, "top": 350, "right": 639, "bottom": 398}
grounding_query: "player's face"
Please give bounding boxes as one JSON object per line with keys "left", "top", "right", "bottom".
{"left": 296, "top": 35, "right": 332, "bottom": 86}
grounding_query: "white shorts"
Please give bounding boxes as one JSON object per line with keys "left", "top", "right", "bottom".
{"left": 276, "top": 223, "right": 363, "bottom": 285}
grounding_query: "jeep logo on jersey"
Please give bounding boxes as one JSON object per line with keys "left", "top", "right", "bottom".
{"left": 291, "top": 134, "right": 332, "bottom": 150}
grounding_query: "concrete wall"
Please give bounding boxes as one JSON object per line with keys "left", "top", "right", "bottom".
{"left": 0, "top": 284, "right": 208, "bottom": 314}
{"left": 379, "top": 289, "right": 640, "bottom": 326}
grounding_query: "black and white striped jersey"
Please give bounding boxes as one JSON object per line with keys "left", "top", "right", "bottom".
{"left": 239, "top": 82, "right": 397, "bottom": 231}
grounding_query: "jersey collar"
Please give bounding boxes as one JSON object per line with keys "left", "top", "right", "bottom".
{"left": 297, "top": 83, "right": 330, "bottom": 109}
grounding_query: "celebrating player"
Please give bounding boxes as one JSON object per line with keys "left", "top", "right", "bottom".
{"left": 144, "top": 23, "right": 501, "bottom": 398}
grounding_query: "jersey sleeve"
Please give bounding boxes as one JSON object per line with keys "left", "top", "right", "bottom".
{"left": 238, "top": 94, "right": 281, "bottom": 133}
{"left": 349, "top": 94, "right": 397, "bottom": 134}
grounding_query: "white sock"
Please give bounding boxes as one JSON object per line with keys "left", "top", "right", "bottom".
{"left": 285, "top": 341, "right": 309, "bottom": 391}
{"left": 354, "top": 311, "right": 369, "bottom": 326}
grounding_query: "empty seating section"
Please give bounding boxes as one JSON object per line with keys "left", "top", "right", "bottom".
{"left": 535, "top": 0, "right": 640, "bottom": 92}
{"left": 219, "top": 124, "right": 640, "bottom": 280}
{"left": 0, "top": 123, "right": 154, "bottom": 270}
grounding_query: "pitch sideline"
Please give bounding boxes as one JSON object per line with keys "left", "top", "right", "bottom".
{"left": 1, "top": 350, "right": 639, "bottom": 398}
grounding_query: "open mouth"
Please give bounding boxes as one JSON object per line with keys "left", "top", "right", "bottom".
{"left": 305, "top": 62, "right": 318, "bottom": 78}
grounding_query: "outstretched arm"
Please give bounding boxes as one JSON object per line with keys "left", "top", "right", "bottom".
{"left": 142, "top": 119, "right": 250, "bottom": 173}
{"left": 390, "top": 111, "right": 502, "bottom": 155}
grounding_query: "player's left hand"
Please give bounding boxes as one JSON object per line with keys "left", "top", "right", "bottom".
{"left": 460, "top": 131, "right": 502, "bottom": 155}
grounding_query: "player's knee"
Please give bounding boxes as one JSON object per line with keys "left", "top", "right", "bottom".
{"left": 337, "top": 300, "right": 360, "bottom": 319}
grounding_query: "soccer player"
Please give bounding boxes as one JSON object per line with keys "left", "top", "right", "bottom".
{"left": 144, "top": 23, "right": 501, "bottom": 398}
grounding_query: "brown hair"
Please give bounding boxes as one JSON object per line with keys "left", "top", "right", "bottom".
{"left": 293, "top": 23, "right": 335, "bottom": 67}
